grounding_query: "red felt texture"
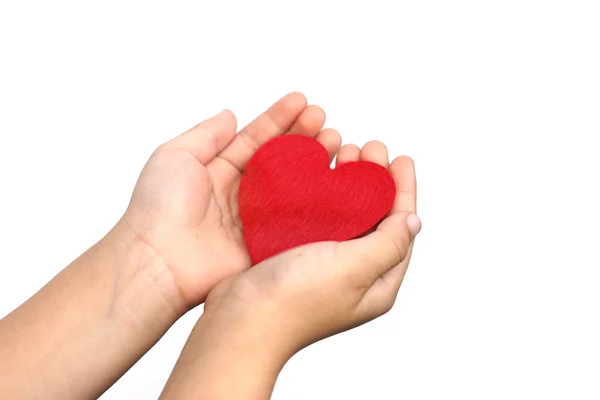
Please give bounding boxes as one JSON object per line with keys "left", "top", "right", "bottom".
{"left": 238, "top": 134, "right": 396, "bottom": 264}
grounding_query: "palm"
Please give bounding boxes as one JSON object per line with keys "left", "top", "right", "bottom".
{"left": 122, "top": 93, "right": 340, "bottom": 306}
{"left": 207, "top": 151, "right": 417, "bottom": 335}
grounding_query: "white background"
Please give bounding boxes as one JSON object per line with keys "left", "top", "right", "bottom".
{"left": 1, "top": 1, "right": 599, "bottom": 399}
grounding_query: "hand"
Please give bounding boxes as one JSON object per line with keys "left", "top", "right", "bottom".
{"left": 121, "top": 92, "right": 342, "bottom": 307}
{"left": 160, "top": 142, "right": 420, "bottom": 400}
{"left": 203, "top": 142, "right": 420, "bottom": 356}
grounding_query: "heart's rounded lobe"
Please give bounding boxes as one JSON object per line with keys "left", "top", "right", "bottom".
{"left": 239, "top": 134, "right": 395, "bottom": 264}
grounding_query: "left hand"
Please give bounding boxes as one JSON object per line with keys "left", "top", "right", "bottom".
{"left": 121, "top": 92, "right": 342, "bottom": 308}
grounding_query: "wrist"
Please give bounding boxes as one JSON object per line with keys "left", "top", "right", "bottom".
{"left": 161, "top": 304, "right": 291, "bottom": 399}
{"left": 201, "top": 304, "right": 293, "bottom": 367}
{"left": 101, "top": 219, "right": 188, "bottom": 330}
{"left": 0, "top": 219, "right": 189, "bottom": 399}
{"left": 205, "top": 278, "right": 308, "bottom": 360}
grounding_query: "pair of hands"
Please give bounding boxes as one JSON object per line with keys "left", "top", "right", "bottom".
{"left": 0, "top": 92, "right": 419, "bottom": 399}
{"left": 124, "top": 92, "right": 420, "bottom": 361}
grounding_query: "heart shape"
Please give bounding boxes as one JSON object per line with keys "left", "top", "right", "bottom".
{"left": 238, "top": 134, "right": 396, "bottom": 264}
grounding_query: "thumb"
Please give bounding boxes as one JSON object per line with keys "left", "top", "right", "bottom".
{"left": 338, "top": 212, "right": 421, "bottom": 284}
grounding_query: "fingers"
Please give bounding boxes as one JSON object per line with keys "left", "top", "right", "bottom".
{"left": 360, "top": 140, "right": 389, "bottom": 168}
{"left": 218, "top": 92, "right": 308, "bottom": 172}
{"left": 389, "top": 156, "right": 417, "bottom": 214}
{"left": 286, "top": 106, "right": 339, "bottom": 161}
{"left": 356, "top": 243, "right": 414, "bottom": 318}
{"left": 335, "top": 140, "right": 389, "bottom": 168}
{"left": 315, "top": 128, "right": 342, "bottom": 162}
{"left": 286, "top": 105, "right": 326, "bottom": 137}
{"left": 335, "top": 144, "right": 361, "bottom": 166}
{"left": 342, "top": 155, "right": 419, "bottom": 285}
{"left": 165, "top": 110, "right": 238, "bottom": 164}
{"left": 338, "top": 211, "right": 420, "bottom": 285}
{"left": 354, "top": 157, "right": 419, "bottom": 318}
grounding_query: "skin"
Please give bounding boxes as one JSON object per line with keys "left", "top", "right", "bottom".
{"left": 0, "top": 93, "right": 419, "bottom": 399}
{"left": 159, "top": 141, "right": 420, "bottom": 400}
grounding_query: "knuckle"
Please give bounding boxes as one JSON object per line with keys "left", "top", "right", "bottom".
{"left": 380, "top": 295, "right": 397, "bottom": 315}
{"left": 336, "top": 246, "right": 375, "bottom": 292}
{"left": 239, "top": 129, "right": 261, "bottom": 152}
{"left": 154, "top": 142, "right": 172, "bottom": 155}
{"left": 388, "top": 235, "right": 409, "bottom": 265}
{"left": 378, "top": 299, "right": 395, "bottom": 316}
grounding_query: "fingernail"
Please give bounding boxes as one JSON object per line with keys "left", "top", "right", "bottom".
{"left": 407, "top": 214, "right": 422, "bottom": 238}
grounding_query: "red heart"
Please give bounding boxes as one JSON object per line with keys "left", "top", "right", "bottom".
{"left": 238, "top": 134, "right": 396, "bottom": 264}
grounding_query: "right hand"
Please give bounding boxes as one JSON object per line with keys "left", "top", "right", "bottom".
{"left": 204, "top": 144, "right": 420, "bottom": 356}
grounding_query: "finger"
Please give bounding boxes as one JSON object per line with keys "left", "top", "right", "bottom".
{"left": 380, "top": 244, "right": 414, "bottom": 295}
{"left": 384, "top": 245, "right": 414, "bottom": 291}
{"left": 356, "top": 243, "right": 415, "bottom": 319}
{"left": 286, "top": 105, "right": 326, "bottom": 137}
{"left": 360, "top": 140, "right": 389, "bottom": 168}
{"left": 315, "top": 128, "right": 342, "bottom": 162}
{"left": 164, "top": 110, "right": 237, "bottom": 164}
{"left": 338, "top": 212, "right": 421, "bottom": 286}
{"left": 335, "top": 144, "right": 361, "bottom": 167}
{"left": 389, "top": 156, "right": 417, "bottom": 214}
{"left": 218, "top": 92, "right": 307, "bottom": 172}
{"left": 355, "top": 157, "right": 419, "bottom": 317}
